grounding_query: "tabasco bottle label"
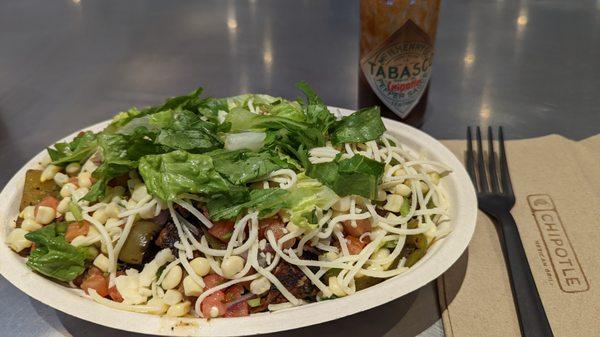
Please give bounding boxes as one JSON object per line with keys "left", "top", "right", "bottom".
{"left": 360, "top": 20, "right": 434, "bottom": 118}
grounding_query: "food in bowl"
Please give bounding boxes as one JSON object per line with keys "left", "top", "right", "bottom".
{"left": 5, "top": 83, "right": 451, "bottom": 318}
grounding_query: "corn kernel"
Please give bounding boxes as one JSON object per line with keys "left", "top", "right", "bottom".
{"left": 21, "top": 219, "right": 42, "bottom": 232}
{"left": 165, "top": 301, "right": 191, "bottom": 317}
{"left": 35, "top": 206, "right": 56, "bottom": 225}
{"left": 183, "top": 275, "right": 204, "bottom": 297}
{"left": 383, "top": 194, "right": 403, "bottom": 213}
{"left": 7, "top": 228, "right": 32, "bottom": 252}
{"left": 41, "top": 165, "right": 61, "bottom": 182}
{"left": 65, "top": 162, "right": 81, "bottom": 175}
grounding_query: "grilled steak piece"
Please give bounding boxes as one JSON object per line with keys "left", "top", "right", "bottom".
{"left": 250, "top": 289, "right": 286, "bottom": 313}
{"left": 155, "top": 222, "right": 179, "bottom": 253}
{"left": 174, "top": 202, "right": 209, "bottom": 228}
{"left": 273, "top": 262, "right": 318, "bottom": 300}
{"left": 250, "top": 262, "right": 319, "bottom": 313}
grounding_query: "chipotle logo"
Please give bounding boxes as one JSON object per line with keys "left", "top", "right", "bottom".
{"left": 527, "top": 194, "right": 589, "bottom": 293}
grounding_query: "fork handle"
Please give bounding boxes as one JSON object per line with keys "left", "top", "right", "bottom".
{"left": 497, "top": 211, "right": 554, "bottom": 337}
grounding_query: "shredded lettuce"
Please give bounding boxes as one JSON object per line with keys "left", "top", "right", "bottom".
{"left": 46, "top": 82, "right": 387, "bottom": 209}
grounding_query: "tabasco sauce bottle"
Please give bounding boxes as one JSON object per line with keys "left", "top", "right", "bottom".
{"left": 359, "top": 0, "right": 442, "bottom": 127}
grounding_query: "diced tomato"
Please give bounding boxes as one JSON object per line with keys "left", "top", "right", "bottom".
{"left": 342, "top": 218, "right": 372, "bottom": 237}
{"left": 208, "top": 220, "right": 235, "bottom": 242}
{"left": 108, "top": 270, "right": 125, "bottom": 302}
{"left": 108, "top": 285, "right": 124, "bottom": 302}
{"left": 37, "top": 196, "right": 59, "bottom": 210}
{"left": 224, "top": 301, "right": 249, "bottom": 317}
{"left": 81, "top": 273, "right": 109, "bottom": 297}
{"left": 222, "top": 284, "right": 250, "bottom": 317}
{"left": 74, "top": 267, "right": 102, "bottom": 288}
{"left": 87, "top": 266, "right": 104, "bottom": 276}
{"left": 224, "top": 284, "right": 244, "bottom": 303}
{"left": 203, "top": 274, "right": 226, "bottom": 289}
{"left": 201, "top": 291, "right": 227, "bottom": 318}
{"left": 258, "top": 217, "right": 295, "bottom": 250}
{"left": 64, "top": 221, "right": 90, "bottom": 242}
{"left": 258, "top": 217, "right": 283, "bottom": 238}
{"left": 344, "top": 236, "right": 367, "bottom": 255}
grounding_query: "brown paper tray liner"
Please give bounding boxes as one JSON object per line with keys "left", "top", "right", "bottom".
{"left": 437, "top": 135, "right": 600, "bottom": 337}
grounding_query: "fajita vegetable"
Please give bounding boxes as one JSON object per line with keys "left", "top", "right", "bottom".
{"left": 6, "top": 83, "right": 452, "bottom": 318}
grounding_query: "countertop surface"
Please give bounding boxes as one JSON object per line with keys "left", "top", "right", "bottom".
{"left": 1, "top": 0, "right": 599, "bottom": 336}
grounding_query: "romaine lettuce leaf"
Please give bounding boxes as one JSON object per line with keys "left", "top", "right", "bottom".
{"left": 225, "top": 94, "right": 280, "bottom": 111}
{"left": 295, "top": 81, "right": 337, "bottom": 136}
{"left": 208, "top": 149, "right": 290, "bottom": 185}
{"left": 225, "top": 108, "right": 325, "bottom": 150}
{"left": 130, "top": 148, "right": 294, "bottom": 202}
{"left": 206, "top": 188, "right": 288, "bottom": 221}
{"left": 225, "top": 107, "right": 264, "bottom": 131}
{"left": 84, "top": 131, "right": 165, "bottom": 201}
{"left": 285, "top": 174, "right": 339, "bottom": 228}
{"left": 306, "top": 154, "right": 384, "bottom": 199}
{"left": 263, "top": 100, "right": 305, "bottom": 121}
{"left": 206, "top": 174, "right": 338, "bottom": 226}
{"left": 138, "top": 150, "right": 238, "bottom": 201}
{"left": 47, "top": 131, "right": 98, "bottom": 165}
{"left": 107, "top": 88, "right": 203, "bottom": 133}
{"left": 157, "top": 87, "right": 205, "bottom": 112}
{"left": 25, "top": 223, "right": 90, "bottom": 282}
{"left": 330, "top": 106, "right": 386, "bottom": 145}
{"left": 197, "top": 97, "right": 229, "bottom": 123}
{"left": 150, "top": 110, "right": 222, "bottom": 152}
{"left": 116, "top": 109, "right": 222, "bottom": 152}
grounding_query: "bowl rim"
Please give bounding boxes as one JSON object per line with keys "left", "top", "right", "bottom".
{"left": 0, "top": 107, "right": 477, "bottom": 336}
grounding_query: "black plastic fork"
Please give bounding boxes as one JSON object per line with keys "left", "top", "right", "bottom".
{"left": 466, "top": 127, "right": 553, "bottom": 337}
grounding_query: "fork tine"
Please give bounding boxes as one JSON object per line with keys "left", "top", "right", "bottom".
{"left": 466, "top": 127, "right": 478, "bottom": 190}
{"left": 476, "top": 127, "right": 489, "bottom": 193}
{"left": 498, "top": 126, "right": 514, "bottom": 196}
{"left": 487, "top": 127, "right": 500, "bottom": 193}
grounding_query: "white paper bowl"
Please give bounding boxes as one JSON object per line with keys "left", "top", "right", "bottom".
{"left": 0, "top": 108, "right": 477, "bottom": 336}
